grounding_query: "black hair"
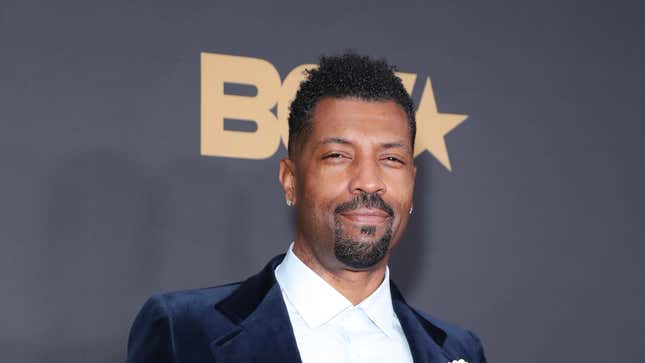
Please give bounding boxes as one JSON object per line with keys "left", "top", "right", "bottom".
{"left": 287, "top": 52, "right": 416, "bottom": 157}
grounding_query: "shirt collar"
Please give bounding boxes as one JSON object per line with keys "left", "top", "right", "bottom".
{"left": 356, "top": 264, "right": 397, "bottom": 337}
{"left": 274, "top": 242, "right": 398, "bottom": 337}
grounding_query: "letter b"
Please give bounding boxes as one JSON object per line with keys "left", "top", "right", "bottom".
{"left": 201, "top": 53, "right": 281, "bottom": 159}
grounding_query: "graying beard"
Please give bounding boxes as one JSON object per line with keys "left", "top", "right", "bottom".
{"left": 333, "top": 216, "right": 392, "bottom": 269}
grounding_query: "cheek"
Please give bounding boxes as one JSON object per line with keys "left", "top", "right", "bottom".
{"left": 299, "top": 168, "right": 347, "bottom": 206}
{"left": 297, "top": 179, "right": 335, "bottom": 224}
{"left": 385, "top": 178, "right": 415, "bottom": 230}
{"left": 385, "top": 173, "right": 415, "bottom": 204}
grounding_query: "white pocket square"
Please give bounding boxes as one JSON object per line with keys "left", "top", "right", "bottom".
{"left": 449, "top": 360, "right": 468, "bottom": 363}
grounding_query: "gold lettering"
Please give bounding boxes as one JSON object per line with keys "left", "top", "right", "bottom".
{"left": 199, "top": 53, "right": 452, "bottom": 163}
{"left": 201, "top": 52, "right": 281, "bottom": 159}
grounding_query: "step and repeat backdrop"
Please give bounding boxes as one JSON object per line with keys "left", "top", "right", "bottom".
{"left": 2, "top": 0, "right": 644, "bottom": 362}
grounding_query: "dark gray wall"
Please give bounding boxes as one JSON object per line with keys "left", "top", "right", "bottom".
{"left": 2, "top": 0, "right": 644, "bottom": 362}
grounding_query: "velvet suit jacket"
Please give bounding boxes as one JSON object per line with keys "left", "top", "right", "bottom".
{"left": 127, "top": 254, "right": 487, "bottom": 363}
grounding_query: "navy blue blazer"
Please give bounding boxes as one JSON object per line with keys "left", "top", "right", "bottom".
{"left": 127, "top": 254, "right": 487, "bottom": 363}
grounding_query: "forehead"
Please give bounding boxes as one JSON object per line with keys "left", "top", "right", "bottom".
{"left": 307, "top": 97, "right": 411, "bottom": 147}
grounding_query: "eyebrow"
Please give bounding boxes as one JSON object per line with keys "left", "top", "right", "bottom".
{"left": 318, "top": 137, "right": 352, "bottom": 146}
{"left": 381, "top": 141, "right": 406, "bottom": 149}
{"left": 318, "top": 137, "right": 408, "bottom": 150}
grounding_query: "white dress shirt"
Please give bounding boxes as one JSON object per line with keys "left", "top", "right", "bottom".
{"left": 274, "top": 243, "right": 414, "bottom": 363}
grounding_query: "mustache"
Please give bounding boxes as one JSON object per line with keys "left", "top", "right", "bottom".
{"left": 334, "top": 192, "right": 394, "bottom": 217}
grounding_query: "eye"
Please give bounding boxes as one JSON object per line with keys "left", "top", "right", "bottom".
{"left": 383, "top": 156, "right": 405, "bottom": 165}
{"left": 324, "top": 153, "right": 343, "bottom": 159}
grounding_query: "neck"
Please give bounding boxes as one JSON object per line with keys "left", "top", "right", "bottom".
{"left": 292, "top": 239, "right": 388, "bottom": 305}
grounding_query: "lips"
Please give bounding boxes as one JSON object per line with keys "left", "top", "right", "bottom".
{"left": 338, "top": 208, "right": 391, "bottom": 224}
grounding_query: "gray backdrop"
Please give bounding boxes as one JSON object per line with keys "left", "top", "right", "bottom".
{"left": 2, "top": 0, "right": 644, "bottom": 362}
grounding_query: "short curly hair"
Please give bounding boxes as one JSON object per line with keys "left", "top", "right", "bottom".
{"left": 287, "top": 52, "right": 416, "bottom": 157}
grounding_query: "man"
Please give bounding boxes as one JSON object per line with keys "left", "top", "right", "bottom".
{"left": 127, "top": 53, "right": 487, "bottom": 363}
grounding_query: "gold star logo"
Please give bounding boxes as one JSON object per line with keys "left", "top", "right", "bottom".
{"left": 414, "top": 77, "right": 468, "bottom": 171}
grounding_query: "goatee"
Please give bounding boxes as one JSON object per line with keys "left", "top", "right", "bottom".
{"left": 333, "top": 192, "right": 394, "bottom": 269}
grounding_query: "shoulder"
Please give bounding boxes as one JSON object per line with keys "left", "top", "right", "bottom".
{"left": 132, "top": 282, "right": 244, "bottom": 332}
{"left": 413, "top": 309, "right": 487, "bottom": 363}
{"left": 148, "top": 283, "right": 242, "bottom": 313}
{"left": 126, "top": 283, "right": 242, "bottom": 363}
{"left": 128, "top": 254, "right": 286, "bottom": 362}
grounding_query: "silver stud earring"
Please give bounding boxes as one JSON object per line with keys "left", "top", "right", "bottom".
{"left": 409, "top": 206, "right": 413, "bottom": 215}
{"left": 286, "top": 199, "right": 293, "bottom": 207}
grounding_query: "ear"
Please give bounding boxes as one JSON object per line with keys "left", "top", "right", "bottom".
{"left": 279, "top": 158, "right": 297, "bottom": 205}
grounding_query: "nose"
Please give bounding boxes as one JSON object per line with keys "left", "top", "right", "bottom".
{"left": 348, "top": 158, "right": 386, "bottom": 195}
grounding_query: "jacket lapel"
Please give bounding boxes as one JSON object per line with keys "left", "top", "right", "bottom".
{"left": 391, "top": 282, "right": 453, "bottom": 363}
{"left": 209, "top": 255, "right": 302, "bottom": 363}
{"left": 208, "top": 255, "right": 452, "bottom": 363}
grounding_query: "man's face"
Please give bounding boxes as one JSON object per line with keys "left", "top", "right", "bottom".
{"left": 283, "top": 97, "right": 416, "bottom": 271}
